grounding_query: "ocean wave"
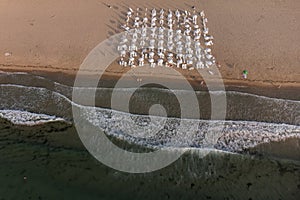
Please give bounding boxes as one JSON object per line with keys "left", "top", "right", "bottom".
{"left": 0, "top": 109, "right": 67, "bottom": 126}
{"left": 77, "top": 105, "right": 300, "bottom": 153}
{"left": 0, "top": 105, "right": 299, "bottom": 154}
{"left": 1, "top": 80, "right": 299, "bottom": 124}
{"left": 0, "top": 72, "right": 300, "bottom": 154}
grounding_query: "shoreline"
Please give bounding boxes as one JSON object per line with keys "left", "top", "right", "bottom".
{"left": 1, "top": 65, "right": 300, "bottom": 100}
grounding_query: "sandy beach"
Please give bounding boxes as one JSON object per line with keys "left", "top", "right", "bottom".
{"left": 0, "top": 0, "right": 300, "bottom": 89}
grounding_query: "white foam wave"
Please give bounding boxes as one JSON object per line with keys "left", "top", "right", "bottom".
{"left": 77, "top": 105, "right": 300, "bottom": 152}
{"left": 0, "top": 109, "right": 67, "bottom": 126}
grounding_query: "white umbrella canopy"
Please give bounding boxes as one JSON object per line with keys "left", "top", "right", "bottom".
{"left": 167, "top": 40, "right": 174, "bottom": 45}
{"left": 167, "top": 57, "right": 174, "bottom": 64}
{"left": 176, "top": 53, "right": 183, "bottom": 59}
{"left": 186, "top": 35, "right": 192, "bottom": 42}
{"left": 196, "top": 60, "right": 204, "bottom": 68}
{"left": 141, "top": 32, "right": 147, "bottom": 37}
{"left": 158, "top": 27, "right": 164, "bottom": 33}
{"left": 204, "top": 35, "right": 214, "bottom": 41}
{"left": 200, "top": 11, "right": 205, "bottom": 18}
{"left": 149, "top": 39, "right": 156, "bottom": 48}
{"left": 195, "top": 47, "right": 201, "bottom": 55}
{"left": 167, "top": 17, "right": 173, "bottom": 23}
{"left": 186, "top": 53, "right": 193, "bottom": 59}
{"left": 176, "top": 47, "right": 183, "bottom": 54}
{"left": 151, "top": 17, "right": 157, "bottom": 23}
{"left": 120, "top": 50, "right": 126, "bottom": 57}
{"left": 194, "top": 35, "right": 201, "bottom": 40}
{"left": 158, "top": 34, "right": 164, "bottom": 40}
{"left": 131, "top": 38, "right": 138, "bottom": 44}
{"left": 168, "top": 9, "right": 173, "bottom": 17}
{"left": 174, "top": 35, "right": 182, "bottom": 42}
{"left": 140, "top": 40, "right": 146, "bottom": 47}
{"left": 203, "top": 27, "right": 209, "bottom": 34}
{"left": 150, "top": 34, "right": 157, "bottom": 40}
{"left": 168, "top": 29, "right": 173, "bottom": 36}
{"left": 129, "top": 50, "right": 137, "bottom": 57}
{"left": 187, "top": 59, "right": 193, "bottom": 65}
{"left": 176, "top": 41, "right": 182, "bottom": 45}
{"left": 186, "top": 48, "right": 193, "bottom": 55}
{"left": 205, "top": 48, "right": 211, "bottom": 53}
{"left": 205, "top": 40, "right": 213, "bottom": 46}
{"left": 192, "top": 14, "right": 198, "bottom": 23}
{"left": 176, "top": 43, "right": 183, "bottom": 49}
{"left": 205, "top": 60, "right": 213, "bottom": 68}
{"left": 138, "top": 58, "right": 145, "bottom": 66}
{"left": 148, "top": 58, "right": 155, "bottom": 67}
{"left": 149, "top": 51, "right": 155, "bottom": 58}
{"left": 184, "top": 29, "right": 191, "bottom": 36}
{"left": 120, "top": 44, "right": 128, "bottom": 51}
{"left": 160, "top": 9, "right": 164, "bottom": 13}
{"left": 206, "top": 54, "right": 213, "bottom": 60}
{"left": 157, "top": 58, "right": 164, "bottom": 66}
{"left": 194, "top": 28, "right": 201, "bottom": 34}
{"left": 185, "top": 42, "right": 191, "bottom": 49}
{"left": 120, "top": 37, "right": 128, "bottom": 44}
{"left": 158, "top": 51, "right": 164, "bottom": 57}
{"left": 168, "top": 53, "right": 174, "bottom": 57}
{"left": 132, "top": 32, "right": 138, "bottom": 39}
{"left": 151, "top": 9, "right": 157, "bottom": 17}
{"left": 149, "top": 45, "right": 155, "bottom": 50}
{"left": 150, "top": 27, "right": 157, "bottom": 33}
{"left": 167, "top": 43, "right": 174, "bottom": 51}
{"left": 129, "top": 44, "right": 137, "bottom": 51}
{"left": 158, "top": 40, "right": 164, "bottom": 46}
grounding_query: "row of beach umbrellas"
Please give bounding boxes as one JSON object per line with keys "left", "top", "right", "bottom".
{"left": 117, "top": 7, "right": 216, "bottom": 70}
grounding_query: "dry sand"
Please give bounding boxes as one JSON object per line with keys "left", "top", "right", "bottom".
{"left": 0, "top": 0, "right": 300, "bottom": 89}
